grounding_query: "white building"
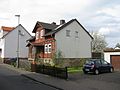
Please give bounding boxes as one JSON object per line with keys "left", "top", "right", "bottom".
{"left": 104, "top": 48, "right": 120, "bottom": 70}
{"left": 0, "top": 24, "right": 32, "bottom": 60}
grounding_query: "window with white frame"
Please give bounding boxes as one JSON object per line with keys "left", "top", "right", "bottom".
{"left": 44, "top": 43, "right": 52, "bottom": 53}
{"left": 40, "top": 30, "right": 44, "bottom": 38}
{"left": 36, "top": 31, "right": 39, "bottom": 40}
{"left": 75, "top": 31, "right": 79, "bottom": 38}
{"left": 48, "top": 44, "right": 52, "bottom": 53}
{"left": 45, "top": 44, "right": 48, "bottom": 53}
{"left": 66, "top": 30, "right": 70, "bottom": 37}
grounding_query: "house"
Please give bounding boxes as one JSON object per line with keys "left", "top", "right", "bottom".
{"left": 0, "top": 24, "right": 32, "bottom": 60}
{"left": 27, "top": 19, "right": 93, "bottom": 64}
{"left": 104, "top": 48, "right": 120, "bottom": 70}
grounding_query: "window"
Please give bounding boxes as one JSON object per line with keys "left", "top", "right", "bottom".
{"left": 36, "top": 32, "right": 39, "bottom": 40}
{"left": 75, "top": 31, "right": 79, "bottom": 38}
{"left": 66, "top": 30, "right": 70, "bottom": 37}
{"left": 44, "top": 43, "right": 52, "bottom": 53}
{"left": 95, "top": 60, "right": 101, "bottom": 65}
{"left": 101, "top": 60, "right": 108, "bottom": 65}
{"left": 40, "top": 30, "right": 44, "bottom": 38}
{"left": 48, "top": 44, "right": 52, "bottom": 53}
{"left": 45, "top": 44, "right": 48, "bottom": 53}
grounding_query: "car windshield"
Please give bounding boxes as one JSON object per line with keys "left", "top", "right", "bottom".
{"left": 85, "top": 60, "right": 94, "bottom": 65}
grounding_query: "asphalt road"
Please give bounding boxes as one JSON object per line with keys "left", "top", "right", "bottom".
{"left": 0, "top": 64, "right": 58, "bottom": 90}
{"left": 69, "top": 71, "right": 120, "bottom": 90}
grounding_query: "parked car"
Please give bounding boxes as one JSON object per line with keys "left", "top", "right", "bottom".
{"left": 83, "top": 59, "right": 114, "bottom": 75}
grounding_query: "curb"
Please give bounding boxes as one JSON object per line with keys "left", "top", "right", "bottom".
{"left": 21, "top": 74, "right": 63, "bottom": 90}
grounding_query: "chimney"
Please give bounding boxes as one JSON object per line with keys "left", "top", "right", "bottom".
{"left": 60, "top": 20, "right": 65, "bottom": 25}
{"left": 51, "top": 22, "right": 56, "bottom": 25}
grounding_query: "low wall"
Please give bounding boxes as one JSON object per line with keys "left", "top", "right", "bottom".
{"left": 54, "top": 58, "right": 88, "bottom": 67}
{"left": 19, "top": 59, "right": 31, "bottom": 71}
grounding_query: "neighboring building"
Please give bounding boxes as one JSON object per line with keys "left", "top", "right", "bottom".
{"left": 0, "top": 24, "right": 32, "bottom": 60}
{"left": 27, "top": 19, "right": 93, "bottom": 63}
{"left": 104, "top": 48, "right": 120, "bottom": 70}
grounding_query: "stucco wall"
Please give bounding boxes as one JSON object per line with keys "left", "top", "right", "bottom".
{"left": 0, "top": 30, "right": 6, "bottom": 58}
{"left": 55, "top": 20, "right": 92, "bottom": 58}
{"left": 4, "top": 25, "right": 31, "bottom": 58}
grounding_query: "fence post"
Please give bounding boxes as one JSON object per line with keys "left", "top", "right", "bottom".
{"left": 54, "top": 66, "right": 56, "bottom": 77}
{"left": 42, "top": 65, "right": 44, "bottom": 74}
{"left": 31, "top": 61, "right": 36, "bottom": 72}
{"left": 65, "top": 67, "right": 68, "bottom": 79}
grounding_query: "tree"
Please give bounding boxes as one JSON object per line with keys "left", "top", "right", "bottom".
{"left": 115, "top": 43, "right": 120, "bottom": 48}
{"left": 92, "top": 32, "right": 108, "bottom": 52}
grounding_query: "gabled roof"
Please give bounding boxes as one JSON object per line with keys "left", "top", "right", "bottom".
{"left": 32, "top": 21, "right": 58, "bottom": 33}
{"left": 1, "top": 26, "right": 15, "bottom": 32}
{"left": 2, "top": 24, "right": 32, "bottom": 39}
{"left": 26, "top": 36, "right": 35, "bottom": 42}
{"left": 44, "top": 19, "right": 93, "bottom": 39}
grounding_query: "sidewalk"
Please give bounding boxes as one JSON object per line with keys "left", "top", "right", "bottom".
{"left": 1, "top": 63, "right": 88, "bottom": 90}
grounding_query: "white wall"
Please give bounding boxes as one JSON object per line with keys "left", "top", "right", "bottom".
{"left": 4, "top": 25, "right": 31, "bottom": 58}
{"left": 104, "top": 52, "right": 120, "bottom": 63}
{"left": 0, "top": 29, "right": 5, "bottom": 58}
{"left": 55, "top": 20, "right": 92, "bottom": 58}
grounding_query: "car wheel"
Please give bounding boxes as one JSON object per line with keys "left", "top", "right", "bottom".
{"left": 94, "top": 69, "right": 99, "bottom": 75}
{"left": 110, "top": 68, "right": 114, "bottom": 73}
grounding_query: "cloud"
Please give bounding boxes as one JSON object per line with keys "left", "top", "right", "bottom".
{"left": 98, "top": 27, "right": 120, "bottom": 37}
{"left": 97, "top": 5, "right": 120, "bottom": 17}
{"left": 1, "top": 0, "right": 120, "bottom": 47}
{"left": 98, "top": 27, "right": 120, "bottom": 47}
{"left": 0, "top": 0, "right": 9, "bottom": 13}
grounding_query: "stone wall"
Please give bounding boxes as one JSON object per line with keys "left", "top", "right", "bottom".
{"left": 55, "top": 58, "right": 88, "bottom": 67}
{"left": 19, "top": 59, "right": 31, "bottom": 71}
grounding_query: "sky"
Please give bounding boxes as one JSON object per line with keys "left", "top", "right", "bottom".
{"left": 0, "top": 0, "right": 120, "bottom": 47}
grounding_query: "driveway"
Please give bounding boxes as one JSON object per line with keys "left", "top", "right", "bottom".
{"left": 68, "top": 71, "right": 120, "bottom": 90}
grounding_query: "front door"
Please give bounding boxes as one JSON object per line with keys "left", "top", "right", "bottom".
{"left": 36, "top": 46, "right": 44, "bottom": 58}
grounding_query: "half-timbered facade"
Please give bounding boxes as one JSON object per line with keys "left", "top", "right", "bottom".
{"left": 27, "top": 19, "right": 93, "bottom": 63}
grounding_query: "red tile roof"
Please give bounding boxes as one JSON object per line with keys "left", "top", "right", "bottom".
{"left": 1, "top": 26, "right": 15, "bottom": 32}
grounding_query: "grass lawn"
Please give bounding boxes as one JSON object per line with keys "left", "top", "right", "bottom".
{"left": 68, "top": 66, "right": 83, "bottom": 73}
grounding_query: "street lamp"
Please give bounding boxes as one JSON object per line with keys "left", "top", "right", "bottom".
{"left": 15, "top": 15, "right": 20, "bottom": 68}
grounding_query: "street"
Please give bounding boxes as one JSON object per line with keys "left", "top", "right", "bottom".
{"left": 0, "top": 64, "right": 58, "bottom": 90}
{"left": 69, "top": 71, "right": 120, "bottom": 90}
{"left": 0, "top": 63, "right": 120, "bottom": 90}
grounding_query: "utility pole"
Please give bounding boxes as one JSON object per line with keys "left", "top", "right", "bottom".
{"left": 15, "top": 15, "right": 20, "bottom": 68}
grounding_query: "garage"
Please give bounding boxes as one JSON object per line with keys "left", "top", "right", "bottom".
{"left": 104, "top": 48, "right": 120, "bottom": 71}
{"left": 110, "top": 55, "right": 120, "bottom": 70}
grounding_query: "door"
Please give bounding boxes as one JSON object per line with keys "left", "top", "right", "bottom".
{"left": 101, "top": 60, "right": 110, "bottom": 72}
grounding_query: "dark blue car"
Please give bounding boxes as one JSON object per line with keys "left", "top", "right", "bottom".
{"left": 83, "top": 59, "right": 114, "bottom": 75}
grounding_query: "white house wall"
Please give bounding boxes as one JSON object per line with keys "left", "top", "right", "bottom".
{"left": 0, "top": 29, "right": 5, "bottom": 58}
{"left": 104, "top": 52, "right": 120, "bottom": 63}
{"left": 4, "top": 25, "right": 31, "bottom": 58}
{"left": 0, "top": 39, "right": 5, "bottom": 58}
{"left": 55, "top": 21, "right": 92, "bottom": 58}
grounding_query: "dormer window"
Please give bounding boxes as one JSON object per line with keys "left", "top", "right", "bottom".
{"left": 36, "top": 31, "right": 39, "bottom": 40}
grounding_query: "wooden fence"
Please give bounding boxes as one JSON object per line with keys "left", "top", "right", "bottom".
{"left": 31, "top": 64, "right": 68, "bottom": 79}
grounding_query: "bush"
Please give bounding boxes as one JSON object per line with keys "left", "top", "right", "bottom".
{"left": 52, "top": 50, "right": 64, "bottom": 67}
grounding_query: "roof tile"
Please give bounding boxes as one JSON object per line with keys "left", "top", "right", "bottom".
{"left": 1, "top": 26, "right": 15, "bottom": 32}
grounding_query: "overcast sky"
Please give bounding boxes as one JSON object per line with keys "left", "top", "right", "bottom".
{"left": 0, "top": 0, "right": 120, "bottom": 47}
